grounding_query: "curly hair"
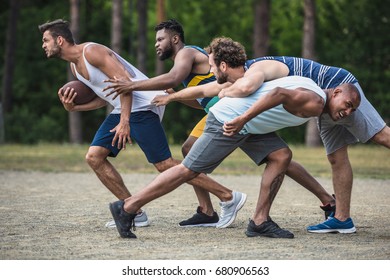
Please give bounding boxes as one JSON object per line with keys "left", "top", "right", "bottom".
{"left": 38, "top": 19, "right": 75, "bottom": 44}
{"left": 155, "top": 19, "right": 185, "bottom": 43}
{"left": 205, "top": 37, "right": 247, "bottom": 68}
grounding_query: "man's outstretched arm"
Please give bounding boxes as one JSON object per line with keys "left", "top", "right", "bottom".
{"left": 151, "top": 81, "right": 231, "bottom": 107}
{"left": 223, "top": 87, "right": 324, "bottom": 136}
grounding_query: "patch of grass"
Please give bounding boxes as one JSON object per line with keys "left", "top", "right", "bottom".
{"left": 0, "top": 143, "right": 388, "bottom": 179}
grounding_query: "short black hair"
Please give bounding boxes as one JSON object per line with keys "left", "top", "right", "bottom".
{"left": 38, "top": 19, "right": 75, "bottom": 44}
{"left": 155, "top": 19, "right": 185, "bottom": 43}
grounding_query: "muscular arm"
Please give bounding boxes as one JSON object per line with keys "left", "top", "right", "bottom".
{"left": 219, "top": 60, "right": 289, "bottom": 98}
{"left": 151, "top": 81, "right": 231, "bottom": 106}
{"left": 85, "top": 44, "right": 133, "bottom": 148}
{"left": 223, "top": 87, "right": 325, "bottom": 136}
{"left": 104, "top": 48, "right": 198, "bottom": 97}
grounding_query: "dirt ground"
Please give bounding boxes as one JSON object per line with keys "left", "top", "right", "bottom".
{"left": 0, "top": 170, "right": 389, "bottom": 260}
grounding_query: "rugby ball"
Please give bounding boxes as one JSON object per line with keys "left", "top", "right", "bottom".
{"left": 62, "top": 80, "right": 96, "bottom": 105}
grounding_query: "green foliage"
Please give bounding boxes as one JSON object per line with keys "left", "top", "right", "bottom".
{"left": 316, "top": 0, "right": 390, "bottom": 119}
{"left": 1, "top": 0, "right": 389, "bottom": 144}
{"left": 269, "top": 0, "right": 304, "bottom": 56}
{"left": 166, "top": 0, "right": 255, "bottom": 54}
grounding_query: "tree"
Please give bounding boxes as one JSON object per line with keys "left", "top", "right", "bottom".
{"left": 155, "top": 0, "right": 165, "bottom": 75}
{"left": 136, "top": 0, "right": 147, "bottom": 72}
{"left": 111, "top": 0, "right": 122, "bottom": 54}
{"left": 302, "top": 0, "right": 321, "bottom": 147}
{"left": 252, "top": 0, "right": 270, "bottom": 57}
{"left": 1, "top": 0, "right": 20, "bottom": 143}
{"left": 107, "top": 0, "right": 123, "bottom": 115}
{"left": 68, "top": 0, "right": 83, "bottom": 144}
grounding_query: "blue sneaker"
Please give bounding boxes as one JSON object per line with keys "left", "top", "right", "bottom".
{"left": 307, "top": 217, "right": 356, "bottom": 234}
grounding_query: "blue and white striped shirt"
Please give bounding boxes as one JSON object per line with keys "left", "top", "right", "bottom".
{"left": 245, "top": 56, "right": 357, "bottom": 89}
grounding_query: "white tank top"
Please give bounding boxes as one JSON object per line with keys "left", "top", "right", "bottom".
{"left": 209, "top": 76, "right": 326, "bottom": 134}
{"left": 72, "top": 43, "right": 165, "bottom": 120}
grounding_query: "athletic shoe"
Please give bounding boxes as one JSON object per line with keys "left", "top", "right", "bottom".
{"left": 307, "top": 216, "right": 356, "bottom": 234}
{"left": 179, "top": 206, "right": 219, "bottom": 227}
{"left": 109, "top": 200, "right": 137, "bottom": 238}
{"left": 245, "top": 218, "right": 294, "bottom": 239}
{"left": 216, "top": 191, "right": 247, "bottom": 228}
{"left": 320, "top": 203, "right": 336, "bottom": 220}
{"left": 105, "top": 210, "right": 150, "bottom": 228}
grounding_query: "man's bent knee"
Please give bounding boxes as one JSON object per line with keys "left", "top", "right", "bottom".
{"left": 181, "top": 136, "right": 198, "bottom": 157}
{"left": 327, "top": 146, "right": 349, "bottom": 166}
{"left": 154, "top": 157, "right": 180, "bottom": 173}
{"left": 85, "top": 146, "right": 108, "bottom": 168}
{"left": 266, "top": 148, "right": 292, "bottom": 170}
{"left": 269, "top": 148, "right": 292, "bottom": 163}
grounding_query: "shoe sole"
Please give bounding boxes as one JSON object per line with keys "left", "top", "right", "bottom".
{"left": 307, "top": 227, "right": 357, "bottom": 234}
{"left": 178, "top": 223, "right": 218, "bottom": 228}
{"left": 135, "top": 221, "right": 150, "bottom": 227}
{"left": 245, "top": 230, "right": 294, "bottom": 239}
{"left": 106, "top": 221, "right": 150, "bottom": 228}
{"left": 109, "top": 202, "right": 137, "bottom": 238}
{"left": 216, "top": 193, "right": 247, "bottom": 229}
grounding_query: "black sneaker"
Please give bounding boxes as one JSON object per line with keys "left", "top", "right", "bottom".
{"left": 320, "top": 203, "right": 336, "bottom": 220}
{"left": 179, "top": 206, "right": 219, "bottom": 227}
{"left": 245, "top": 218, "right": 294, "bottom": 239}
{"left": 109, "top": 200, "right": 137, "bottom": 238}
{"left": 320, "top": 195, "right": 336, "bottom": 219}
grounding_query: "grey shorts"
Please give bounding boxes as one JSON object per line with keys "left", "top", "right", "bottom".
{"left": 182, "top": 112, "right": 288, "bottom": 174}
{"left": 319, "top": 82, "right": 386, "bottom": 155}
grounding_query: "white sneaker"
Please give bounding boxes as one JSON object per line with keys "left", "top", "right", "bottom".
{"left": 216, "top": 191, "right": 247, "bottom": 228}
{"left": 105, "top": 210, "right": 150, "bottom": 228}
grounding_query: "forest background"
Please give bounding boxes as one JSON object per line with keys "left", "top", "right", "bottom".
{"left": 1, "top": 0, "right": 389, "bottom": 146}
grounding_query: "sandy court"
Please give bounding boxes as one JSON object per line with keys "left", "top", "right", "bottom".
{"left": 0, "top": 170, "right": 389, "bottom": 260}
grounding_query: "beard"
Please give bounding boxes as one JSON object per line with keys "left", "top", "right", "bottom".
{"left": 158, "top": 45, "right": 173, "bottom": 61}
{"left": 47, "top": 44, "right": 62, "bottom": 58}
{"left": 216, "top": 71, "right": 228, "bottom": 84}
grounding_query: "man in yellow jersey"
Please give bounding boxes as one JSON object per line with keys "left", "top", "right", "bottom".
{"left": 104, "top": 19, "right": 222, "bottom": 227}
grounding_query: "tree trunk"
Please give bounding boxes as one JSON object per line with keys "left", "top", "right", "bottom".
{"left": 155, "top": 0, "right": 166, "bottom": 75}
{"left": 1, "top": 0, "right": 20, "bottom": 143}
{"left": 107, "top": 0, "right": 123, "bottom": 115}
{"left": 111, "top": 0, "right": 122, "bottom": 54}
{"left": 252, "top": 0, "right": 270, "bottom": 57}
{"left": 0, "top": 104, "right": 4, "bottom": 144}
{"left": 302, "top": 0, "right": 321, "bottom": 147}
{"left": 127, "top": 0, "right": 134, "bottom": 58}
{"left": 68, "top": 0, "right": 83, "bottom": 144}
{"left": 137, "top": 0, "right": 148, "bottom": 73}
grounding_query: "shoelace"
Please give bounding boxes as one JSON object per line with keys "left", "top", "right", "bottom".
{"left": 219, "top": 204, "right": 227, "bottom": 219}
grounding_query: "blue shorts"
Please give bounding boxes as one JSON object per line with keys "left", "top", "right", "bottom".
{"left": 91, "top": 111, "right": 171, "bottom": 163}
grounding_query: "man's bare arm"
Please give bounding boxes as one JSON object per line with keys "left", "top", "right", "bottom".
{"left": 151, "top": 81, "right": 231, "bottom": 106}
{"left": 104, "top": 48, "right": 196, "bottom": 98}
{"left": 223, "top": 87, "right": 324, "bottom": 136}
{"left": 219, "top": 60, "right": 289, "bottom": 98}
